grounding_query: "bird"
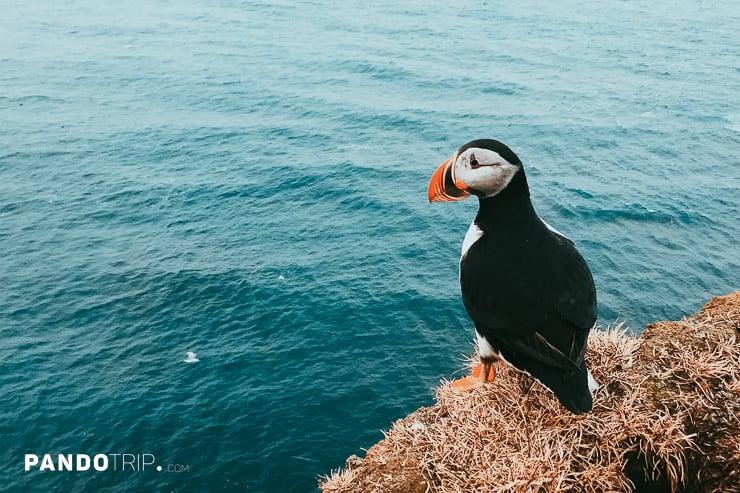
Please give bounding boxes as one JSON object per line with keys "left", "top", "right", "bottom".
{"left": 184, "top": 351, "right": 200, "bottom": 363}
{"left": 428, "top": 138, "right": 598, "bottom": 414}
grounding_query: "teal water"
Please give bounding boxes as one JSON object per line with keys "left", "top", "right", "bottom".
{"left": 1, "top": 1, "right": 738, "bottom": 491}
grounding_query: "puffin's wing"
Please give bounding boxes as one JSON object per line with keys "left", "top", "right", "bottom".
{"left": 494, "top": 330, "right": 584, "bottom": 373}
{"left": 461, "top": 230, "right": 596, "bottom": 345}
{"left": 525, "top": 233, "right": 596, "bottom": 365}
{"left": 548, "top": 234, "right": 597, "bottom": 332}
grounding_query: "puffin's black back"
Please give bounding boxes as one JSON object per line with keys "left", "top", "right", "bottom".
{"left": 460, "top": 164, "right": 597, "bottom": 414}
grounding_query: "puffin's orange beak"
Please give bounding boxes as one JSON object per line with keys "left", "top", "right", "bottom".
{"left": 428, "top": 155, "right": 470, "bottom": 203}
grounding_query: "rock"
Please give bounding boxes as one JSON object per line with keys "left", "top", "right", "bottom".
{"left": 319, "top": 293, "right": 740, "bottom": 493}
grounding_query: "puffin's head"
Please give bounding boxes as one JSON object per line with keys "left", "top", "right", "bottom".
{"left": 428, "top": 139, "right": 523, "bottom": 203}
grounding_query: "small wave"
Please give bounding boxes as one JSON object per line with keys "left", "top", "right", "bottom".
{"left": 13, "top": 95, "right": 67, "bottom": 104}
{"left": 330, "top": 60, "right": 413, "bottom": 81}
{"left": 554, "top": 202, "right": 703, "bottom": 226}
{"left": 725, "top": 114, "right": 740, "bottom": 133}
{"left": 481, "top": 82, "right": 528, "bottom": 96}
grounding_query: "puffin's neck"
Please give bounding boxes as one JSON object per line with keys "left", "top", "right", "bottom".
{"left": 474, "top": 169, "right": 538, "bottom": 231}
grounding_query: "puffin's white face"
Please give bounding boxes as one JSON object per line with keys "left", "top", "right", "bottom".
{"left": 428, "top": 139, "right": 524, "bottom": 203}
{"left": 452, "top": 147, "right": 520, "bottom": 198}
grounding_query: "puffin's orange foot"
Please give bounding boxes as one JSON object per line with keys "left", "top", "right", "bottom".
{"left": 449, "top": 374, "right": 484, "bottom": 392}
{"left": 473, "top": 361, "right": 496, "bottom": 383}
{"left": 449, "top": 362, "right": 496, "bottom": 393}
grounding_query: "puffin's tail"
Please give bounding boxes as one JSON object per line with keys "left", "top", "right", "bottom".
{"left": 550, "top": 366, "right": 593, "bottom": 414}
{"left": 490, "top": 333, "right": 595, "bottom": 414}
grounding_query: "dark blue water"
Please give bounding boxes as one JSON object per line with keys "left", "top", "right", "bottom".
{"left": 2, "top": 1, "right": 738, "bottom": 491}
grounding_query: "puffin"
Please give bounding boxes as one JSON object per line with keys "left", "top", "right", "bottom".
{"left": 428, "top": 138, "right": 598, "bottom": 414}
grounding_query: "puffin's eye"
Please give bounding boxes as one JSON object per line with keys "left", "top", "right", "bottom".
{"left": 469, "top": 153, "right": 480, "bottom": 169}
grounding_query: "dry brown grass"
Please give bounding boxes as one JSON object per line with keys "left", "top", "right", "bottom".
{"left": 320, "top": 293, "right": 739, "bottom": 493}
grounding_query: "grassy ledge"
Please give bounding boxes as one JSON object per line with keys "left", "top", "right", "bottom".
{"left": 320, "top": 292, "right": 739, "bottom": 493}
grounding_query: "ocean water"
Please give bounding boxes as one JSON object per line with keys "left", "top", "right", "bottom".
{"left": 1, "top": 0, "right": 738, "bottom": 491}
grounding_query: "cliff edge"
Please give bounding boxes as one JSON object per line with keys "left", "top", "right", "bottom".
{"left": 320, "top": 293, "right": 739, "bottom": 493}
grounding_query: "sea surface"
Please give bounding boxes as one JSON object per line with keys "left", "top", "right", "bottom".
{"left": 1, "top": 1, "right": 738, "bottom": 491}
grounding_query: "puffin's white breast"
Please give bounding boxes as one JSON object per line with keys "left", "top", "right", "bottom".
{"left": 461, "top": 221, "right": 484, "bottom": 260}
